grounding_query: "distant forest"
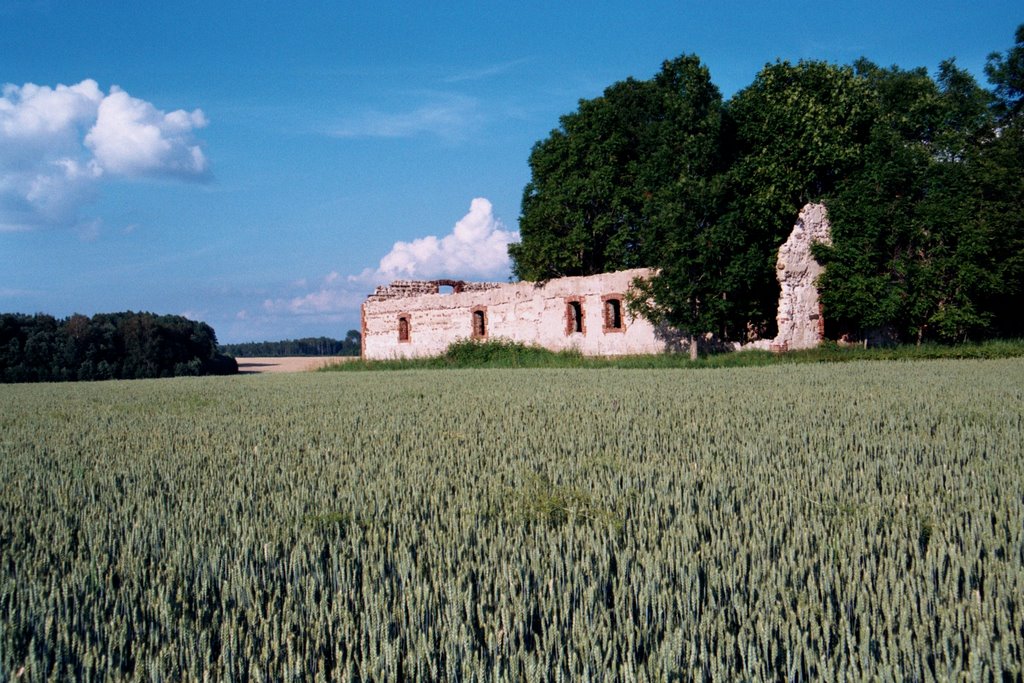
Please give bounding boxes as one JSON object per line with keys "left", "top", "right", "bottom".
{"left": 220, "top": 331, "right": 361, "bottom": 357}
{"left": 0, "top": 312, "right": 237, "bottom": 383}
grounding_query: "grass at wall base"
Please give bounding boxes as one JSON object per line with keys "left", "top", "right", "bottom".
{"left": 326, "top": 337, "right": 1024, "bottom": 371}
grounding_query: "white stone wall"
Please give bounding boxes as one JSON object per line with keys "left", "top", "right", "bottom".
{"left": 362, "top": 203, "right": 833, "bottom": 359}
{"left": 361, "top": 268, "right": 666, "bottom": 359}
{"left": 773, "top": 203, "right": 831, "bottom": 350}
{"left": 745, "top": 202, "right": 832, "bottom": 352}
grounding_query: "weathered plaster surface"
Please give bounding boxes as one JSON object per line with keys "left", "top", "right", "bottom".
{"left": 361, "top": 203, "right": 833, "bottom": 359}
{"left": 747, "top": 202, "right": 832, "bottom": 351}
{"left": 362, "top": 269, "right": 664, "bottom": 359}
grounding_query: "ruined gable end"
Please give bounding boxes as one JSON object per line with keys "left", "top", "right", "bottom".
{"left": 745, "top": 202, "right": 832, "bottom": 352}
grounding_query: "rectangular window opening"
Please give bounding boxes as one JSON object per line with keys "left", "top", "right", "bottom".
{"left": 472, "top": 309, "right": 487, "bottom": 338}
{"left": 568, "top": 300, "right": 583, "bottom": 334}
{"left": 604, "top": 298, "right": 623, "bottom": 331}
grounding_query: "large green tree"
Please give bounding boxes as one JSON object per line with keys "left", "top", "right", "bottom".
{"left": 512, "top": 26, "right": 1024, "bottom": 351}
{"left": 815, "top": 51, "right": 1021, "bottom": 343}
{"left": 509, "top": 55, "right": 725, "bottom": 281}
{"left": 633, "top": 60, "right": 873, "bottom": 350}
{"left": 986, "top": 24, "right": 1024, "bottom": 121}
{"left": 724, "top": 60, "right": 872, "bottom": 337}
{"left": 981, "top": 24, "right": 1024, "bottom": 337}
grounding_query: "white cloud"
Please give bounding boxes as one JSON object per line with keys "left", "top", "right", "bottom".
{"left": 0, "top": 79, "right": 208, "bottom": 230}
{"left": 373, "top": 197, "right": 519, "bottom": 280}
{"left": 260, "top": 198, "right": 519, "bottom": 318}
{"left": 442, "top": 58, "right": 532, "bottom": 83}
{"left": 0, "top": 287, "right": 38, "bottom": 298}
{"left": 74, "top": 218, "right": 102, "bottom": 242}
{"left": 85, "top": 87, "right": 208, "bottom": 177}
{"left": 262, "top": 288, "right": 367, "bottom": 316}
{"left": 0, "top": 80, "right": 102, "bottom": 137}
{"left": 329, "top": 94, "right": 480, "bottom": 140}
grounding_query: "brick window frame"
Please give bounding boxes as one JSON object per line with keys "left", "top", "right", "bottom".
{"left": 602, "top": 294, "right": 625, "bottom": 333}
{"left": 471, "top": 306, "right": 488, "bottom": 339}
{"left": 564, "top": 297, "right": 586, "bottom": 336}
{"left": 397, "top": 314, "right": 411, "bottom": 343}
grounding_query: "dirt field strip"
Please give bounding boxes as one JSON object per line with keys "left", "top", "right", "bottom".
{"left": 235, "top": 357, "right": 354, "bottom": 374}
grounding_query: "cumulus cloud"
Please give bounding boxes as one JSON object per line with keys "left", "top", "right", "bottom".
{"left": 85, "top": 87, "right": 208, "bottom": 177}
{"left": 261, "top": 269, "right": 369, "bottom": 317}
{"left": 374, "top": 197, "right": 518, "bottom": 280}
{"left": 260, "top": 198, "right": 519, "bottom": 318}
{"left": 0, "top": 79, "right": 208, "bottom": 231}
{"left": 0, "top": 80, "right": 102, "bottom": 144}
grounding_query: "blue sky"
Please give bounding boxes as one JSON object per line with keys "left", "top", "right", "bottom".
{"left": 2, "top": 1, "right": 1020, "bottom": 343}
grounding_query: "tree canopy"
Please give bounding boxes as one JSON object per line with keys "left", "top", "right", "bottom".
{"left": 628, "top": 59, "right": 879, "bottom": 349}
{"left": 511, "top": 25, "right": 1024, "bottom": 346}
{"left": 813, "top": 59, "right": 1006, "bottom": 342}
{"left": 986, "top": 24, "right": 1024, "bottom": 122}
{"left": 509, "top": 55, "right": 725, "bottom": 282}
{"left": 0, "top": 312, "right": 237, "bottom": 383}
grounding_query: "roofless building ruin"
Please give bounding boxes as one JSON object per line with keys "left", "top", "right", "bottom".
{"left": 361, "top": 204, "right": 831, "bottom": 360}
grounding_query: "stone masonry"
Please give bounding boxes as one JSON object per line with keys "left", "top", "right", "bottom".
{"left": 746, "top": 203, "right": 832, "bottom": 351}
{"left": 361, "top": 269, "right": 664, "bottom": 359}
{"left": 360, "top": 203, "right": 833, "bottom": 359}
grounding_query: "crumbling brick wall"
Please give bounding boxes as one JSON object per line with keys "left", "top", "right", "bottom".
{"left": 361, "top": 269, "right": 662, "bottom": 359}
{"left": 366, "top": 279, "right": 505, "bottom": 302}
{"left": 361, "top": 204, "right": 833, "bottom": 359}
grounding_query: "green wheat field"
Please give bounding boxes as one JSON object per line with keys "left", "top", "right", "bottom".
{"left": 2, "top": 359, "right": 1022, "bottom": 680}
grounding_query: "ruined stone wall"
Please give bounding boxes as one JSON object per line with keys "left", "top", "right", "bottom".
{"left": 361, "top": 204, "right": 833, "bottom": 359}
{"left": 746, "top": 202, "right": 831, "bottom": 352}
{"left": 362, "top": 268, "right": 665, "bottom": 359}
{"left": 366, "top": 279, "right": 504, "bottom": 302}
{"left": 775, "top": 203, "right": 830, "bottom": 349}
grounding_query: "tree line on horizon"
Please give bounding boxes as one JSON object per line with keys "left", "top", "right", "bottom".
{"left": 510, "top": 25, "right": 1024, "bottom": 348}
{"left": 219, "top": 331, "right": 361, "bottom": 358}
{"left": 0, "top": 312, "right": 237, "bottom": 383}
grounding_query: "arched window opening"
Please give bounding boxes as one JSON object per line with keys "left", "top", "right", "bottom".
{"left": 566, "top": 300, "right": 584, "bottom": 334}
{"left": 398, "top": 315, "right": 410, "bottom": 342}
{"left": 438, "top": 285, "right": 454, "bottom": 295}
{"left": 472, "top": 309, "right": 487, "bottom": 338}
{"left": 604, "top": 298, "right": 623, "bottom": 331}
